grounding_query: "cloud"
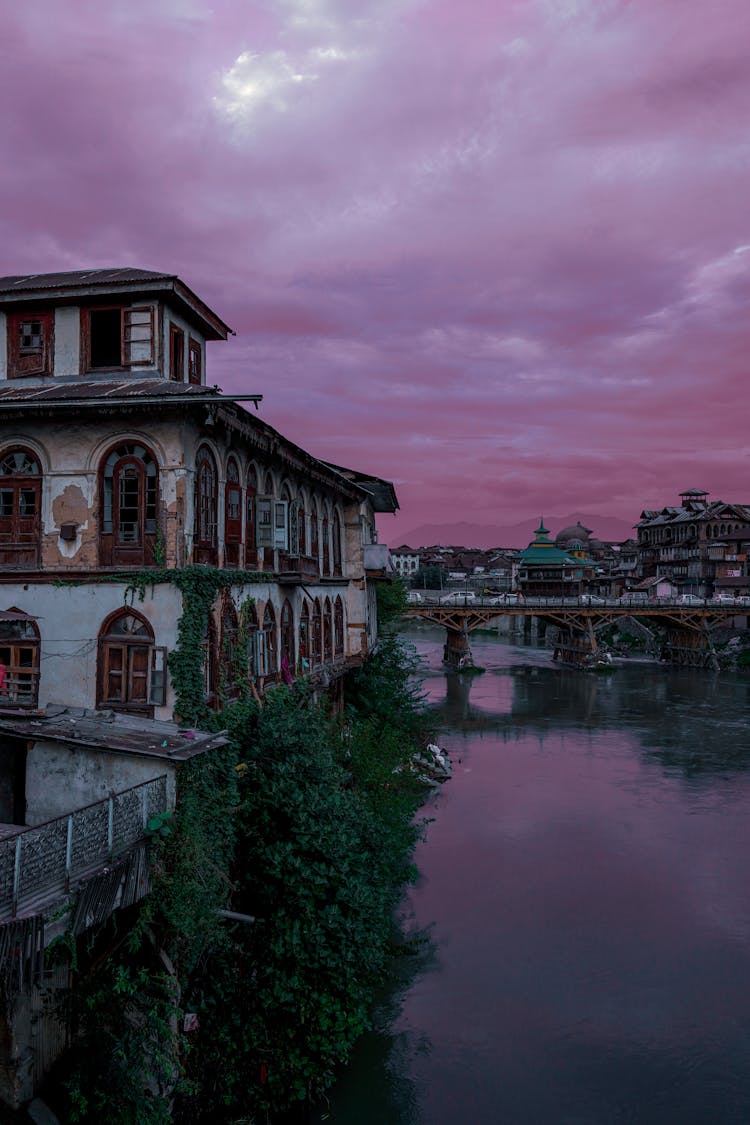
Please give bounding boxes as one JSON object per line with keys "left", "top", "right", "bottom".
{"left": 1, "top": 0, "right": 749, "bottom": 537}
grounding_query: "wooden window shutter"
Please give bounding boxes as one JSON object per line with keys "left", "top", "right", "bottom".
{"left": 273, "top": 500, "right": 289, "bottom": 550}
{"left": 151, "top": 646, "right": 168, "bottom": 706}
{"left": 255, "top": 497, "right": 274, "bottom": 548}
{"left": 122, "top": 307, "right": 154, "bottom": 366}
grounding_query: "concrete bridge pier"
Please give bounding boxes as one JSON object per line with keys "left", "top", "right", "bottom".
{"left": 443, "top": 626, "right": 474, "bottom": 671}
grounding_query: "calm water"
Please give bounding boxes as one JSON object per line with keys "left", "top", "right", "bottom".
{"left": 317, "top": 624, "right": 750, "bottom": 1125}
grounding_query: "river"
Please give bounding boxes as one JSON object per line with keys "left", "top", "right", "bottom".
{"left": 316, "top": 623, "right": 750, "bottom": 1125}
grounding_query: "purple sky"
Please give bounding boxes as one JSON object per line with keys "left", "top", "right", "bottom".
{"left": 2, "top": 1, "right": 749, "bottom": 540}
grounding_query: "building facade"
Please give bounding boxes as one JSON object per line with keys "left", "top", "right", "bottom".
{"left": 636, "top": 489, "right": 750, "bottom": 598}
{"left": 0, "top": 269, "right": 397, "bottom": 720}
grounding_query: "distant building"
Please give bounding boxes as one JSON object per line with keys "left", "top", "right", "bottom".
{"left": 636, "top": 489, "right": 750, "bottom": 597}
{"left": 515, "top": 520, "right": 589, "bottom": 597}
{"left": 390, "top": 544, "right": 421, "bottom": 579}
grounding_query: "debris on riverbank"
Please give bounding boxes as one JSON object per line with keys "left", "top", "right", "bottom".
{"left": 410, "top": 743, "right": 452, "bottom": 788}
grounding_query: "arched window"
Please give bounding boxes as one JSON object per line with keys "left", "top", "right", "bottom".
{"left": 310, "top": 500, "right": 319, "bottom": 571}
{"left": 246, "top": 465, "right": 258, "bottom": 567}
{"left": 0, "top": 448, "right": 42, "bottom": 569}
{"left": 98, "top": 609, "right": 157, "bottom": 713}
{"left": 0, "top": 610, "right": 40, "bottom": 707}
{"left": 332, "top": 509, "right": 342, "bottom": 576}
{"left": 220, "top": 602, "right": 239, "bottom": 701}
{"left": 323, "top": 597, "right": 333, "bottom": 661}
{"left": 299, "top": 601, "right": 310, "bottom": 672}
{"left": 194, "top": 446, "right": 218, "bottom": 564}
{"left": 334, "top": 596, "right": 344, "bottom": 657}
{"left": 281, "top": 484, "right": 294, "bottom": 567}
{"left": 263, "top": 602, "right": 277, "bottom": 680}
{"left": 100, "top": 443, "right": 158, "bottom": 567}
{"left": 322, "top": 505, "right": 330, "bottom": 575}
{"left": 224, "top": 456, "right": 242, "bottom": 566}
{"left": 280, "top": 599, "right": 294, "bottom": 679}
{"left": 312, "top": 599, "right": 322, "bottom": 666}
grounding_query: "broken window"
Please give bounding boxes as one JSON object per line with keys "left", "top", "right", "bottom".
{"left": 0, "top": 614, "right": 40, "bottom": 708}
{"left": 0, "top": 449, "right": 41, "bottom": 568}
{"left": 7, "top": 311, "right": 54, "bottom": 378}
{"left": 169, "top": 323, "right": 185, "bottom": 381}
{"left": 188, "top": 338, "right": 202, "bottom": 385}
{"left": 100, "top": 443, "right": 158, "bottom": 566}
{"left": 323, "top": 597, "right": 333, "bottom": 661}
{"left": 98, "top": 609, "right": 159, "bottom": 713}
{"left": 85, "top": 306, "right": 154, "bottom": 370}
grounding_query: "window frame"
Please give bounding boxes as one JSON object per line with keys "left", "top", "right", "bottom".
{"left": 7, "top": 311, "right": 54, "bottom": 378}
{"left": 194, "top": 445, "right": 218, "bottom": 565}
{"left": 224, "top": 456, "right": 242, "bottom": 566}
{"left": 169, "top": 322, "right": 185, "bottom": 381}
{"left": 0, "top": 613, "right": 40, "bottom": 709}
{"left": 82, "top": 305, "right": 155, "bottom": 371}
{"left": 0, "top": 447, "right": 42, "bottom": 569}
{"left": 188, "top": 337, "right": 202, "bottom": 385}
{"left": 97, "top": 608, "right": 157, "bottom": 715}
{"left": 99, "top": 442, "right": 159, "bottom": 567}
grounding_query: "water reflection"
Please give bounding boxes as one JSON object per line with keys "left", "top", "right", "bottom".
{"left": 316, "top": 626, "right": 750, "bottom": 1124}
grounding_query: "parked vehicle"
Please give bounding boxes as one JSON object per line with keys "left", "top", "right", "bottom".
{"left": 440, "top": 590, "right": 477, "bottom": 605}
{"left": 579, "top": 595, "right": 605, "bottom": 604}
{"left": 406, "top": 591, "right": 423, "bottom": 604}
{"left": 678, "top": 594, "right": 704, "bottom": 605}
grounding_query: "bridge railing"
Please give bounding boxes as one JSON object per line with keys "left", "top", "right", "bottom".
{"left": 408, "top": 594, "right": 749, "bottom": 610}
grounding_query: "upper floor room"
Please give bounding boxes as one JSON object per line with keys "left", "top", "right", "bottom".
{"left": 0, "top": 269, "right": 230, "bottom": 386}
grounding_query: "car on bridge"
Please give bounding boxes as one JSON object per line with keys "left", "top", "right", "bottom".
{"left": 406, "top": 591, "right": 423, "bottom": 604}
{"left": 678, "top": 594, "right": 706, "bottom": 605}
{"left": 440, "top": 591, "right": 477, "bottom": 605}
{"left": 579, "top": 595, "right": 605, "bottom": 604}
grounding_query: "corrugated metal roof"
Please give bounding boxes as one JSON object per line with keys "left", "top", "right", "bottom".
{"left": 0, "top": 268, "right": 232, "bottom": 339}
{"left": 0, "top": 268, "right": 174, "bottom": 294}
{"left": 0, "top": 380, "right": 221, "bottom": 404}
{"left": 0, "top": 705, "right": 228, "bottom": 760}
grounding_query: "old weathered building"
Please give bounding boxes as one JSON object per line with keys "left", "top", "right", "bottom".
{"left": 0, "top": 267, "right": 397, "bottom": 1106}
{"left": 636, "top": 489, "right": 750, "bottom": 597}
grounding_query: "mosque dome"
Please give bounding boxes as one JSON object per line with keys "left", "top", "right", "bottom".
{"left": 555, "top": 522, "right": 592, "bottom": 548}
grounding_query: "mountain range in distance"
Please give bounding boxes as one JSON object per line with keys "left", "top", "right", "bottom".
{"left": 393, "top": 513, "right": 637, "bottom": 551}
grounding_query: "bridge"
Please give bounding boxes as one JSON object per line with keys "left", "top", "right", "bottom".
{"left": 402, "top": 595, "right": 748, "bottom": 670}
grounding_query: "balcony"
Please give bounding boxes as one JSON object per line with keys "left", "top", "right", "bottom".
{"left": 277, "top": 554, "right": 320, "bottom": 583}
{"left": 364, "top": 543, "right": 391, "bottom": 574}
{"left": 0, "top": 775, "right": 167, "bottom": 923}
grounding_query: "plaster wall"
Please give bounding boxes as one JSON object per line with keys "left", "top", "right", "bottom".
{"left": 0, "top": 314, "right": 6, "bottom": 380}
{"left": 24, "top": 738, "right": 177, "bottom": 825}
{"left": 162, "top": 307, "right": 204, "bottom": 383}
{"left": 0, "top": 581, "right": 183, "bottom": 718}
{"left": 53, "top": 307, "right": 80, "bottom": 376}
{"left": 2, "top": 415, "right": 189, "bottom": 570}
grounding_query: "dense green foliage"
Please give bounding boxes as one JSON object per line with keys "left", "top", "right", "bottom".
{"left": 375, "top": 576, "right": 409, "bottom": 628}
{"left": 59, "top": 631, "right": 430, "bottom": 1123}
